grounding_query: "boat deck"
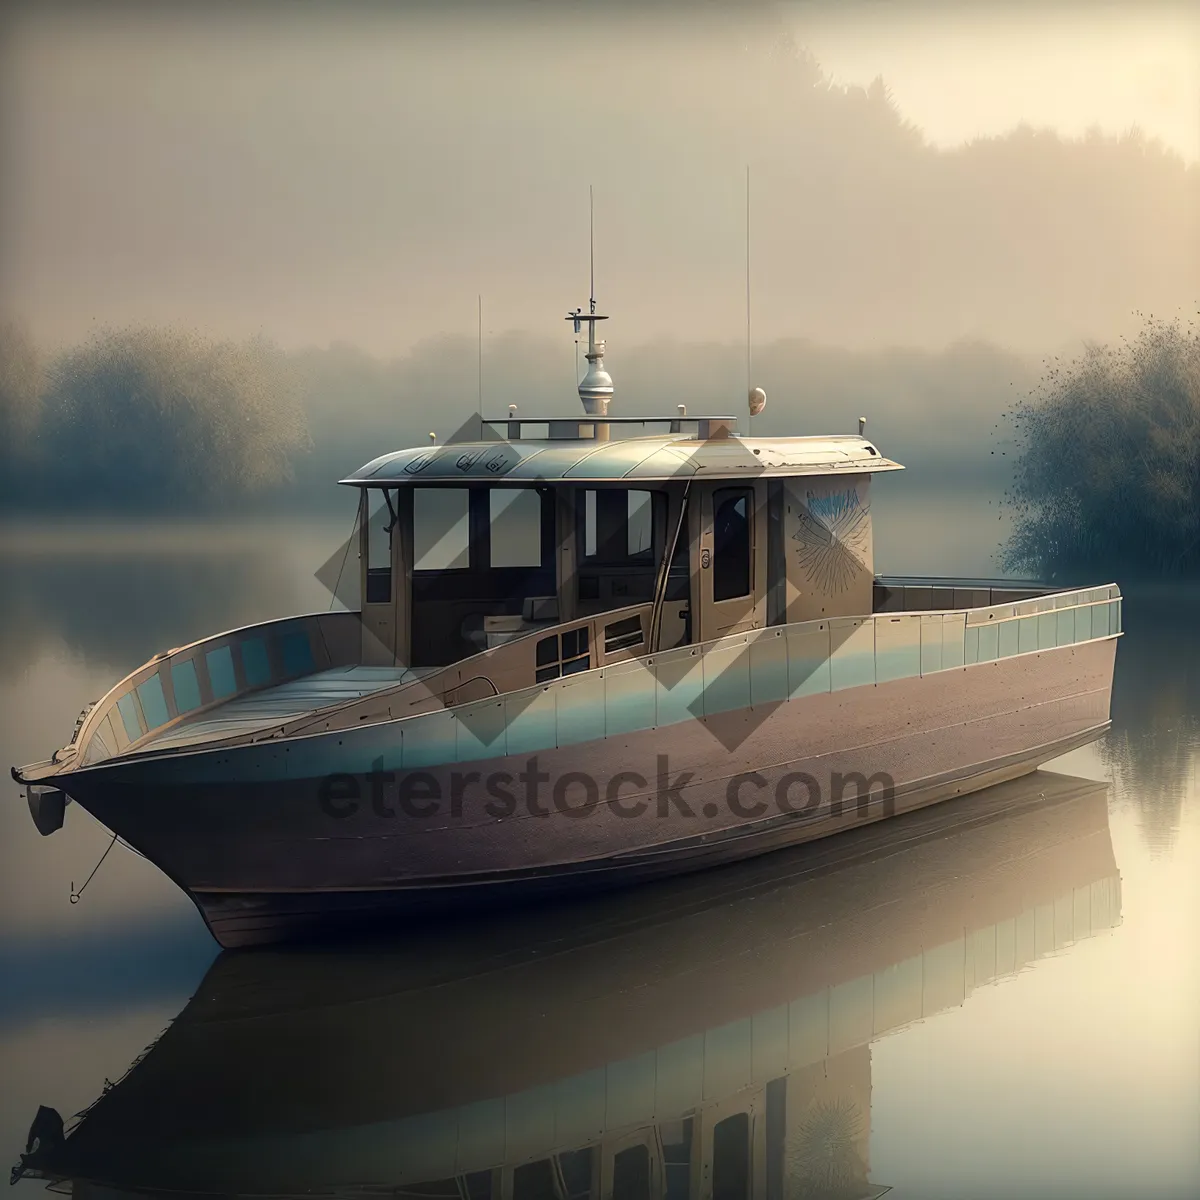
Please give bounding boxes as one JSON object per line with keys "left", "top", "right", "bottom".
{"left": 136, "top": 665, "right": 427, "bottom": 753}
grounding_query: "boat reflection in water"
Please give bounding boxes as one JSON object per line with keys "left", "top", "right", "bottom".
{"left": 14, "top": 770, "right": 1120, "bottom": 1200}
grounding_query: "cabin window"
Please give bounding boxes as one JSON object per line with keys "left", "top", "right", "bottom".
{"left": 628, "top": 489, "right": 653, "bottom": 556}
{"left": 604, "top": 614, "right": 644, "bottom": 654}
{"left": 365, "top": 488, "right": 395, "bottom": 603}
{"left": 712, "top": 487, "right": 752, "bottom": 601}
{"left": 575, "top": 489, "right": 665, "bottom": 610}
{"left": 580, "top": 489, "right": 656, "bottom": 563}
{"left": 414, "top": 488, "right": 470, "bottom": 572}
{"left": 535, "top": 625, "right": 590, "bottom": 682}
{"left": 489, "top": 488, "right": 543, "bottom": 568}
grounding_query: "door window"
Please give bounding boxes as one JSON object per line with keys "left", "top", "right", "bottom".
{"left": 712, "top": 488, "right": 752, "bottom": 601}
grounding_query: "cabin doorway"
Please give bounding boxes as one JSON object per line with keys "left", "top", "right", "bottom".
{"left": 694, "top": 482, "right": 766, "bottom": 642}
{"left": 359, "top": 487, "right": 411, "bottom": 666}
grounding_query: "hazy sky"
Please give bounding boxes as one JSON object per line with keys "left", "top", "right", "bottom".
{"left": 793, "top": 2, "right": 1199, "bottom": 162}
{"left": 1, "top": 2, "right": 1196, "bottom": 358}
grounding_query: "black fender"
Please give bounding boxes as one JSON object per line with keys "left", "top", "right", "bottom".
{"left": 26, "top": 786, "right": 68, "bottom": 836}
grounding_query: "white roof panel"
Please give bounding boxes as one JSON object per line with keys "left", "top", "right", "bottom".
{"left": 342, "top": 433, "right": 903, "bottom": 485}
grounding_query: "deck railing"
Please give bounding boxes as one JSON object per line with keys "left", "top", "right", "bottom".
{"left": 343, "top": 583, "right": 1122, "bottom": 767}
{"left": 50, "top": 582, "right": 1120, "bottom": 771}
{"left": 61, "top": 611, "right": 361, "bottom": 769}
{"left": 443, "top": 583, "right": 1121, "bottom": 761}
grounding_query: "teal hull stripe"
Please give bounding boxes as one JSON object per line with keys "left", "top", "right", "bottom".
{"left": 117, "top": 587, "right": 1120, "bottom": 785}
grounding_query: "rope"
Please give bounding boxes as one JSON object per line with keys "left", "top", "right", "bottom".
{"left": 328, "top": 506, "right": 360, "bottom": 612}
{"left": 70, "top": 832, "right": 119, "bottom": 905}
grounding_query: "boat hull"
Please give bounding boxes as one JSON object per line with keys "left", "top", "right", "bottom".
{"left": 57, "top": 636, "right": 1117, "bottom": 948}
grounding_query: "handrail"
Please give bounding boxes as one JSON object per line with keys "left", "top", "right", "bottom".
{"left": 36, "top": 610, "right": 360, "bottom": 776}
{"left": 32, "top": 582, "right": 1121, "bottom": 771}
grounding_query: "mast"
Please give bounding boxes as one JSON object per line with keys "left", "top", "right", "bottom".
{"left": 566, "top": 185, "right": 613, "bottom": 418}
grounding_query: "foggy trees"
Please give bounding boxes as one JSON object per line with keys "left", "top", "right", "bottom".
{"left": 0, "top": 328, "right": 311, "bottom": 511}
{"left": 4, "top": 310, "right": 1198, "bottom": 554}
{"left": 1003, "top": 314, "right": 1200, "bottom": 581}
{"left": 0, "top": 317, "right": 42, "bottom": 447}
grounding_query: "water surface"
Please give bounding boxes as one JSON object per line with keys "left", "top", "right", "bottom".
{"left": 1, "top": 515, "right": 1196, "bottom": 1199}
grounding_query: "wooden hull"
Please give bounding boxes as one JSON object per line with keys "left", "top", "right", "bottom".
{"left": 58, "top": 637, "right": 1117, "bottom": 948}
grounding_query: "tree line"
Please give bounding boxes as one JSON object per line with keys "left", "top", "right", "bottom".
{"left": 1002, "top": 312, "right": 1200, "bottom": 581}
{"left": 0, "top": 322, "right": 311, "bottom": 513}
{"left": 2, "top": 309, "right": 1198, "bottom": 585}
{"left": 0, "top": 319, "right": 1033, "bottom": 515}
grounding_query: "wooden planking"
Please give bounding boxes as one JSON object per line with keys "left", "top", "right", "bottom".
{"left": 137, "top": 666, "right": 423, "bottom": 751}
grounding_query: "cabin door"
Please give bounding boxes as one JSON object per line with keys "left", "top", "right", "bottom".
{"left": 694, "top": 482, "right": 767, "bottom": 642}
{"left": 359, "top": 487, "right": 411, "bottom": 666}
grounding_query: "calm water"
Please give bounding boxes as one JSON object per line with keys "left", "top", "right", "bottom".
{"left": 1, "top": 511, "right": 1197, "bottom": 1200}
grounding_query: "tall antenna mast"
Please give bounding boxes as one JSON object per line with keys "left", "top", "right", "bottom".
{"left": 477, "top": 294, "right": 482, "bottom": 412}
{"left": 746, "top": 166, "right": 767, "bottom": 423}
{"left": 589, "top": 184, "right": 596, "bottom": 315}
{"left": 746, "top": 165, "right": 752, "bottom": 412}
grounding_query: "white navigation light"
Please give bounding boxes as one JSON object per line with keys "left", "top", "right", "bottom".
{"left": 749, "top": 387, "right": 767, "bottom": 416}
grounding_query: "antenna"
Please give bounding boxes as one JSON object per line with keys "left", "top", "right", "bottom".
{"left": 746, "top": 164, "right": 752, "bottom": 419}
{"left": 567, "top": 185, "right": 612, "bottom": 416}
{"left": 477, "top": 294, "right": 482, "bottom": 412}
{"left": 745, "top": 166, "right": 767, "bottom": 422}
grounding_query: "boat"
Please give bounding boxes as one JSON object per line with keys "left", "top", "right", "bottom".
{"left": 11, "top": 297, "right": 1122, "bottom": 948}
{"left": 12, "top": 770, "right": 1122, "bottom": 1198}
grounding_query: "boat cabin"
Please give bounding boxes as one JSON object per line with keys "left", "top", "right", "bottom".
{"left": 344, "top": 303, "right": 903, "bottom": 675}
{"left": 344, "top": 416, "right": 903, "bottom": 673}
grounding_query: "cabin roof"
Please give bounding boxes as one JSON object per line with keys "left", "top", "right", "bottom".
{"left": 341, "top": 433, "right": 904, "bottom": 486}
